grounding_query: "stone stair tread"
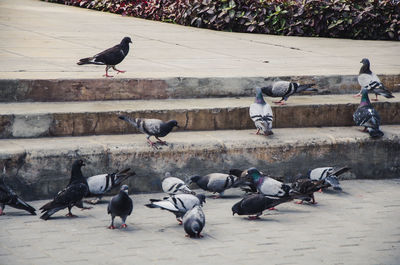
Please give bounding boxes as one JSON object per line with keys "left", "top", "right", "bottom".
{"left": 1, "top": 93, "right": 399, "bottom": 115}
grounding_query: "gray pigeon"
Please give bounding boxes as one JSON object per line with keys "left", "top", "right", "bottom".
{"left": 356, "top": 58, "right": 394, "bottom": 101}
{"left": 86, "top": 168, "right": 135, "bottom": 204}
{"left": 290, "top": 178, "right": 327, "bottom": 204}
{"left": 77, "top": 37, "right": 132, "bottom": 77}
{"left": 162, "top": 172, "right": 195, "bottom": 195}
{"left": 40, "top": 160, "right": 90, "bottom": 220}
{"left": 249, "top": 88, "right": 273, "bottom": 135}
{"left": 308, "top": 166, "right": 350, "bottom": 191}
{"left": 353, "top": 87, "right": 384, "bottom": 138}
{"left": 119, "top": 116, "right": 179, "bottom": 149}
{"left": 245, "top": 168, "right": 291, "bottom": 198}
{"left": 145, "top": 194, "right": 206, "bottom": 224}
{"left": 183, "top": 205, "right": 205, "bottom": 238}
{"left": 189, "top": 173, "right": 239, "bottom": 198}
{"left": 261, "top": 80, "right": 316, "bottom": 105}
{"left": 107, "top": 185, "right": 133, "bottom": 229}
{"left": 232, "top": 194, "right": 291, "bottom": 219}
{"left": 0, "top": 167, "right": 36, "bottom": 216}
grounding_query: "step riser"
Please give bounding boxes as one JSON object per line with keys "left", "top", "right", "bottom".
{"left": 1, "top": 75, "right": 400, "bottom": 102}
{"left": 1, "top": 102, "right": 399, "bottom": 138}
{"left": 1, "top": 133, "right": 399, "bottom": 200}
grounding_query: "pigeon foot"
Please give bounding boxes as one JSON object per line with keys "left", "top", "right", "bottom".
{"left": 103, "top": 73, "right": 114, "bottom": 78}
{"left": 371, "top": 98, "right": 379, "bottom": 101}
{"left": 0, "top": 209, "right": 5, "bottom": 215}
{"left": 177, "top": 218, "right": 183, "bottom": 225}
{"left": 317, "top": 189, "right": 323, "bottom": 193}
{"left": 248, "top": 216, "right": 261, "bottom": 220}
{"left": 80, "top": 206, "right": 93, "bottom": 211}
{"left": 65, "top": 213, "right": 78, "bottom": 218}
{"left": 273, "top": 100, "right": 286, "bottom": 105}
{"left": 84, "top": 198, "right": 100, "bottom": 205}
{"left": 268, "top": 207, "right": 277, "bottom": 211}
{"left": 212, "top": 195, "right": 221, "bottom": 199}
{"left": 120, "top": 224, "right": 128, "bottom": 229}
{"left": 295, "top": 200, "right": 303, "bottom": 205}
{"left": 108, "top": 225, "right": 116, "bottom": 229}
{"left": 353, "top": 94, "right": 361, "bottom": 98}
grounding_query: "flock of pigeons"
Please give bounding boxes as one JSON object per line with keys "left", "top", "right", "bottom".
{"left": 0, "top": 37, "right": 395, "bottom": 238}
{"left": 0, "top": 159, "right": 350, "bottom": 238}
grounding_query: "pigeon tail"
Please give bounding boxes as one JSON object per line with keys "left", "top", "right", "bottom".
{"left": 77, "top": 57, "right": 104, "bottom": 65}
{"left": 113, "top": 169, "right": 136, "bottom": 187}
{"left": 118, "top": 116, "right": 139, "bottom": 129}
{"left": 13, "top": 198, "right": 36, "bottom": 215}
{"left": 329, "top": 167, "right": 351, "bottom": 177}
{"left": 296, "top": 83, "right": 317, "bottom": 93}
{"left": 40, "top": 206, "right": 65, "bottom": 220}
{"left": 367, "top": 128, "right": 384, "bottom": 138}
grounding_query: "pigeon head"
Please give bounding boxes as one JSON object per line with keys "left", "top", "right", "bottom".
{"left": 121, "top": 37, "right": 132, "bottom": 45}
{"left": 359, "top": 58, "right": 371, "bottom": 74}
{"left": 255, "top": 88, "right": 266, "bottom": 104}
{"left": 72, "top": 159, "right": 85, "bottom": 169}
{"left": 120, "top": 184, "right": 129, "bottom": 194}
{"left": 196, "top": 194, "right": 206, "bottom": 205}
{"left": 69, "top": 159, "right": 86, "bottom": 183}
{"left": 231, "top": 202, "right": 242, "bottom": 216}
{"left": 189, "top": 175, "right": 201, "bottom": 184}
{"left": 360, "top": 58, "right": 370, "bottom": 65}
{"left": 168, "top": 120, "right": 179, "bottom": 128}
{"left": 246, "top": 167, "right": 262, "bottom": 182}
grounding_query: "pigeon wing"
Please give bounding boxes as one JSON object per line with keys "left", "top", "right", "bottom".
{"left": 92, "top": 43, "right": 126, "bottom": 66}
{"left": 142, "top": 119, "right": 163, "bottom": 136}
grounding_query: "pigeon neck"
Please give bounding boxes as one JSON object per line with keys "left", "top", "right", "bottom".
{"left": 360, "top": 90, "right": 371, "bottom": 107}
{"left": 70, "top": 166, "right": 84, "bottom": 184}
{"left": 359, "top": 62, "right": 372, "bottom": 75}
{"left": 255, "top": 91, "right": 266, "bottom": 104}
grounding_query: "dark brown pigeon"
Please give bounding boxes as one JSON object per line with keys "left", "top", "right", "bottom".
{"left": 77, "top": 37, "right": 132, "bottom": 77}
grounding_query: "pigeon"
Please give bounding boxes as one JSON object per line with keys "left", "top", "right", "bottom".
{"left": 77, "top": 37, "right": 132, "bottom": 77}
{"left": 107, "top": 185, "right": 133, "bottom": 229}
{"left": 85, "top": 168, "right": 135, "bottom": 204}
{"left": 353, "top": 87, "right": 384, "bottom": 138}
{"left": 290, "top": 178, "right": 328, "bottom": 204}
{"left": 308, "top": 166, "right": 351, "bottom": 191}
{"left": 189, "top": 173, "right": 239, "bottom": 198}
{"left": 232, "top": 194, "right": 291, "bottom": 219}
{"left": 261, "top": 80, "right": 316, "bottom": 105}
{"left": 119, "top": 116, "right": 179, "bottom": 149}
{"left": 229, "top": 168, "right": 257, "bottom": 193}
{"left": 355, "top": 58, "right": 394, "bottom": 101}
{"left": 162, "top": 172, "right": 195, "bottom": 195}
{"left": 40, "top": 159, "right": 89, "bottom": 220}
{"left": 145, "top": 194, "right": 206, "bottom": 224}
{"left": 183, "top": 205, "right": 205, "bottom": 238}
{"left": 249, "top": 87, "right": 273, "bottom": 136}
{"left": 0, "top": 167, "right": 36, "bottom": 216}
{"left": 245, "top": 168, "right": 291, "bottom": 198}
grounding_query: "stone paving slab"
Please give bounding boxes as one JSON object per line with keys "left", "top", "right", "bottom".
{"left": 0, "top": 0, "right": 399, "bottom": 79}
{"left": 0, "top": 179, "right": 399, "bottom": 265}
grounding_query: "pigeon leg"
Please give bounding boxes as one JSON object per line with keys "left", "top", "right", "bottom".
{"left": 112, "top": 66, "right": 126, "bottom": 74}
{"left": 176, "top": 217, "right": 183, "bottom": 225}
{"left": 66, "top": 206, "right": 78, "bottom": 217}
{"left": 268, "top": 207, "right": 277, "bottom": 211}
{"left": 311, "top": 195, "right": 317, "bottom": 204}
{"left": 147, "top": 138, "right": 159, "bottom": 150}
{"left": 273, "top": 100, "right": 286, "bottom": 105}
{"left": 0, "top": 205, "right": 5, "bottom": 215}
{"left": 353, "top": 93, "right": 361, "bottom": 98}
{"left": 120, "top": 216, "right": 128, "bottom": 229}
{"left": 361, "top": 127, "right": 368, "bottom": 133}
{"left": 155, "top": 136, "right": 168, "bottom": 145}
{"left": 256, "top": 128, "right": 260, "bottom": 135}
{"left": 103, "top": 66, "right": 114, "bottom": 78}
{"left": 248, "top": 215, "right": 261, "bottom": 220}
{"left": 108, "top": 216, "right": 116, "bottom": 229}
{"left": 372, "top": 94, "right": 379, "bottom": 101}
{"left": 295, "top": 200, "right": 304, "bottom": 205}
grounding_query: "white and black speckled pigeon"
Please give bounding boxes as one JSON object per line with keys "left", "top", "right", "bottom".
{"left": 189, "top": 173, "right": 239, "bottom": 198}
{"left": 355, "top": 58, "right": 394, "bottom": 101}
{"left": 0, "top": 167, "right": 36, "bottom": 216}
{"left": 77, "top": 37, "right": 132, "bottom": 77}
{"left": 183, "top": 205, "right": 205, "bottom": 238}
{"left": 353, "top": 87, "right": 384, "bottom": 138}
{"left": 261, "top": 81, "right": 316, "bottom": 105}
{"left": 40, "top": 160, "right": 89, "bottom": 220}
{"left": 85, "top": 168, "right": 135, "bottom": 204}
{"left": 290, "top": 178, "right": 328, "bottom": 204}
{"left": 107, "top": 185, "right": 133, "bottom": 229}
{"left": 249, "top": 88, "right": 273, "bottom": 136}
{"left": 118, "top": 115, "right": 179, "bottom": 149}
{"left": 308, "top": 166, "right": 350, "bottom": 191}
{"left": 245, "top": 168, "right": 291, "bottom": 199}
{"left": 232, "top": 194, "right": 291, "bottom": 220}
{"left": 162, "top": 172, "right": 195, "bottom": 195}
{"left": 145, "top": 194, "right": 206, "bottom": 224}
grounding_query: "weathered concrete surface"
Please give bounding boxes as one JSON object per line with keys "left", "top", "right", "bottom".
{"left": 0, "top": 94, "right": 398, "bottom": 138}
{"left": 0, "top": 0, "right": 399, "bottom": 80}
{"left": 1, "top": 75, "right": 400, "bottom": 102}
{"left": 0, "top": 179, "right": 399, "bottom": 265}
{"left": 0, "top": 126, "right": 399, "bottom": 200}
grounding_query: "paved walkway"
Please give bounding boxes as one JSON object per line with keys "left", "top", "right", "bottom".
{"left": 0, "top": 0, "right": 399, "bottom": 79}
{"left": 0, "top": 179, "right": 399, "bottom": 265}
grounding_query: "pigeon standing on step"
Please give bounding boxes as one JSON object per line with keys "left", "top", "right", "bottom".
{"left": 118, "top": 115, "right": 179, "bottom": 149}
{"left": 261, "top": 81, "right": 317, "bottom": 105}
{"left": 249, "top": 88, "right": 273, "bottom": 136}
{"left": 308, "top": 166, "right": 351, "bottom": 191}
{"left": 145, "top": 194, "right": 206, "bottom": 224}
{"left": 107, "top": 185, "right": 133, "bottom": 229}
{"left": 353, "top": 87, "right": 384, "bottom": 138}
{"left": 86, "top": 168, "right": 135, "bottom": 204}
{"left": 77, "top": 37, "right": 132, "bottom": 77}
{"left": 189, "top": 173, "right": 239, "bottom": 198}
{"left": 183, "top": 205, "right": 205, "bottom": 238}
{"left": 355, "top": 58, "right": 394, "bottom": 101}
{"left": 0, "top": 167, "right": 36, "bottom": 216}
{"left": 245, "top": 168, "right": 291, "bottom": 198}
{"left": 232, "top": 194, "right": 291, "bottom": 219}
{"left": 162, "top": 172, "right": 195, "bottom": 195}
{"left": 40, "top": 160, "right": 89, "bottom": 220}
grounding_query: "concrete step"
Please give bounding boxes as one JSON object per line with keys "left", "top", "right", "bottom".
{"left": 1, "top": 75, "right": 400, "bottom": 102}
{"left": 0, "top": 125, "right": 399, "bottom": 200}
{"left": 1, "top": 93, "right": 399, "bottom": 139}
